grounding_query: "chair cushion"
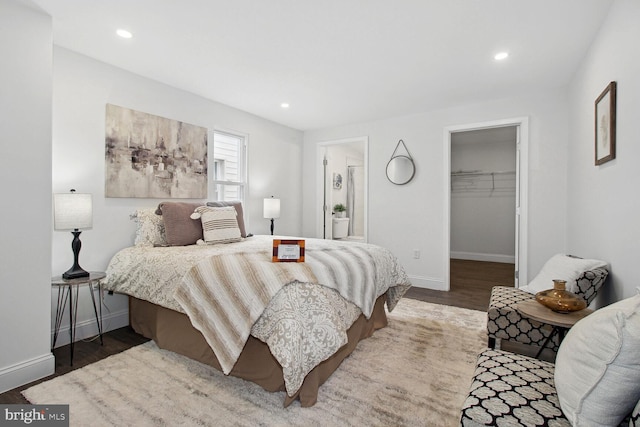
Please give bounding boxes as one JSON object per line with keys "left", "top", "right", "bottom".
{"left": 522, "top": 254, "right": 607, "bottom": 294}
{"left": 555, "top": 293, "right": 640, "bottom": 426}
{"left": 460, "top": 349, "right": 569, "bottom": 426}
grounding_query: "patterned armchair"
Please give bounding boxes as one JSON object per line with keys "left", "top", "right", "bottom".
{"left": 487, "top": 265, "right": 608, "bottom": 350}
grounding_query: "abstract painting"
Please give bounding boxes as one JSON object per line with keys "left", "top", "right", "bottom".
{"left": 105, "top": 104, "right": 208, "bottom": 198}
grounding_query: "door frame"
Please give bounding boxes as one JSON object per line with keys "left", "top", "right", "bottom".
{"left": 443, "top": 117, "right": 529, "bottom": 291}
{"left": 315, "top": 136, "right": 369, "bottom": 241}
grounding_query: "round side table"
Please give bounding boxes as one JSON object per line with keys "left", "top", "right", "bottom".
{"left": 516, "top": 299, "right": 593, "bottom": 358}
{"left": 51, "top": 271, "right": 106, "bottom": 365}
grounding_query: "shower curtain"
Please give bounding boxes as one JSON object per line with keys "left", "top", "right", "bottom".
{"left": 347, "top": 165, "right": 364, "bottom": 237}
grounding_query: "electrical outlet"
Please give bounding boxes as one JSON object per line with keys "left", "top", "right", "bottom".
{"left": 413, "top": 249, "right": 420, "bottom": 259}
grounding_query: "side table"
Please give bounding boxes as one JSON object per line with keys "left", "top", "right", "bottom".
{"left": 51, "top": 271, "right": 106, "bottom": 365}
{"left": 516, "top": 299, "right": 593, "bottom": 359}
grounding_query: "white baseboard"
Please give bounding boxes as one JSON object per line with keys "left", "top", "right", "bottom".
{"left": 0, "top": 353, "right": 55, "bottom": 394}
{"left": 450, "top": 251, "right": 515, "bottom": 264}
{"left": 1, "top": 309, "right": 129, "bottom": 394}
{"left": 51, "top": 308, "right": 129, "bottom": 348}
{"left": 407, "top": 275, "right": 447, "bottom": 291}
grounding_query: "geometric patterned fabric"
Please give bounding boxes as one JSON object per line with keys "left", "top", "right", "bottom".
{"left": 460, "top": 349, "right": 634, "bottom": 427}
{"left": 487, "top": 267, "right": 608, "bottom": 351}
{"left": 460, "top": 349, "right": 569, "bottom": 427}
{"left": 630, "top": 400, "right": 640, "bottom": 426}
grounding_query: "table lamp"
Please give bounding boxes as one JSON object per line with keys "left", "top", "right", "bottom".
{"left": 263, "top": 196, "right": 280, "bottom": 235}
{"left": 54, "top": 189, "right": 93, "bottom": 279}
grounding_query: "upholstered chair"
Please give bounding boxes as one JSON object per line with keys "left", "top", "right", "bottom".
{"left": 462, "top": 293, "right": 640, "bottom": 427}
{"left": 486, "top": 255, "right": 608, "bottom": 351}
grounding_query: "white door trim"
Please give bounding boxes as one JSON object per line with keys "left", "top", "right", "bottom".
{"left": 315, "top": 136, "right": 369, "bottom": 241}
{"left": 443, "top": 117, "right": 529, "bottom": 291}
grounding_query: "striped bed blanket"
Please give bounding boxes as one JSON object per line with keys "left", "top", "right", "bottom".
{"left": 174, "top": 237, "right": 411, "bottom": 395}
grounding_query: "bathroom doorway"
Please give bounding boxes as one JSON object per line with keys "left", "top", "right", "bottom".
{"left": 317, "top": 136, "right": 368, "bottom": 241}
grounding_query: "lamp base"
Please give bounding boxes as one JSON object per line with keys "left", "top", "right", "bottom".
{"left": 63, "top": 230, "right": 89, "bottom": 279}
{"left": 62, "top": 266, "right": 89, "bottom": 280}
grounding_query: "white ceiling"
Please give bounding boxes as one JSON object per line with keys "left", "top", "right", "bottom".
{"left": 26, "top": 0, "right": 613, "bottom": 131}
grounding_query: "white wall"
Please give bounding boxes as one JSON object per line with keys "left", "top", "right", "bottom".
{"left": 51, "top": 47, "right": 303, "bottom": 345}
{"left": 567, "top": 0, "right": 640, "bottom": 304}
{"left": 0, "top": 0, "right": 55, "bottom": 393}
{"left": 450, "top": 138, "right": 516, "bottom": 263}
{"left": 303, "top": 91, "right": 570, "bottom": 290}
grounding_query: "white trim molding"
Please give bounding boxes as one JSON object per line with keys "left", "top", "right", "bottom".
{"left": 408, "top": 275, "right": 446, "bottom": 291}
{"left": 0, "top": 353, "right": 54, "bottom": 394}
{"left": 51, "top": 308, "right": 129, "bottom": 348}
{"left": 444, "top": 117, "right": 529, "bottom": 291}
{"left": 450, "top": 251, "right": 516, "bottom": 264}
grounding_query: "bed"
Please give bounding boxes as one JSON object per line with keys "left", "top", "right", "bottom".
{"left": 103, "top": 202, "right": 411, "bottom": 407}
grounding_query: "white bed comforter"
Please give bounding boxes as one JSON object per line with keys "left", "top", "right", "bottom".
{"left": 104, "top": 235, "right": 411, "bottom": 396}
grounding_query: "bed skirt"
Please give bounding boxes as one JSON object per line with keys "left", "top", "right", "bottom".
{"left": 129, "top": 294, "right": 388, "bottom": 407}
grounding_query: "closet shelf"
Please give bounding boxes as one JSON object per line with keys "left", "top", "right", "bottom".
{"left": 451, "top": 170, "right": 516, "bottom": 177}
{"left": 451, "top": 170, "right": 516, "bottom": 194}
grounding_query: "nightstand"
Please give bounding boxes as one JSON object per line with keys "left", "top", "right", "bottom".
{"left": 51, "top": 271, "right": 106, "bottom": 365}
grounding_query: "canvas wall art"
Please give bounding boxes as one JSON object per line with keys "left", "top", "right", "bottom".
{"left": 105, "top": 104, "right": 208, "bottom": 198}
{"left": 594, "top": 81, "right": 616, "bottom": 166}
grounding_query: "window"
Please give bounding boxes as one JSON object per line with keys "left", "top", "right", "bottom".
{"left": 211, "top": 130, "right": 247, "bottom": 203}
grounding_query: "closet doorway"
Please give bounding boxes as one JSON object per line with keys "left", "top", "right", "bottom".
{"left": 316, "top": 136, "right": 368, "bottom": 242}
{"left": 444, "top": 118, "right": 529, "bottom": 291}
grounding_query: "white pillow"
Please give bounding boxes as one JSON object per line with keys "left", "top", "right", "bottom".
{"left": 133, "top": 208, "right": 167, "bottom": 247}
{"left": 524, "top": 254, "right": 607, "bottom": 294}
{"left": 554, "top": 293, "right": 640, "bottom": 426}
{"left": 193, "top": 206, "right": 241, "bottom": 244}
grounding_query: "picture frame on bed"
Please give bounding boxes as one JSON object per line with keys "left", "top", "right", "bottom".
{"left": 272, "top": 239, "right": 305, "bottom": 262}
{"left": 595, "top": 81, "right": 616, "bottom": 166}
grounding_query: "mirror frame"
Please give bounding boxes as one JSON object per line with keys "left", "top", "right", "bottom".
{"left": 386, "top": 140, "right": 415, "bottom": 185}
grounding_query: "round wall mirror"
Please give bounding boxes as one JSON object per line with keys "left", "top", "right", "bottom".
{"left": 386, "top": 139, "right": 415, "bottom": 185}
{"left": 386, "top": 155, "right": 415, "bottom": 185}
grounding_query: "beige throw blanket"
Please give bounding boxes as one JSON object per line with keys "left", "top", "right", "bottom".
{"left": 175, "top": 251, "right": 317, "bottom": 375}
{"left": 174, "top": 239, "right": 410, "bottom": 391}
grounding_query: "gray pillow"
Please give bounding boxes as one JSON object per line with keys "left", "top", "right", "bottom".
{"left": 555, "top": 292, "right": 640, "bottom": 425}
{"left": 156, "top": 202, "right": 203, "bottom": 246}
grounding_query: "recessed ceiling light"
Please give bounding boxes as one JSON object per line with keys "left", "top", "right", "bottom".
{"left": 494, "top": 52, "right": 509, "bottom": 61}
{"left": 116, "top": 29, "right": 133, "bottom": 39}
{"left": 280, "top": 103, "right": 290, "bottom": 109}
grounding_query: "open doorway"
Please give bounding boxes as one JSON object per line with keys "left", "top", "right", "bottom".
{"left": 444, "top": 118, "right": 529, "bottom": 291}
{"left": 316, "top": 137, "right": 368, "bottom": 241}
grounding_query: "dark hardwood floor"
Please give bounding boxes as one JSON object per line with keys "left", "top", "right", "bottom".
{"left": 0, "top": 258, "right": 514, "bottom": 404}
{"left": 405, "top": 258, "right": 514, "bottom": 311}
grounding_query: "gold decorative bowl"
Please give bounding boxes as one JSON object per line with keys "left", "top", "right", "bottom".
{"left": 535, "top": 279, "right": 587, "bottom": 313}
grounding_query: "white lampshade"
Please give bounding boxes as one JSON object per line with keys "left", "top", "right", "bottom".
{"left": 263, "top": 197, "right": 281, "bottom": 219}
{"left": 54, "top": 192, "right": 93, "bottom": 231}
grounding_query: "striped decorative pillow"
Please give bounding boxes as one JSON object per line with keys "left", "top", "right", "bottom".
{"left": 198, "top": 206, "right": 241, "bottom": 244}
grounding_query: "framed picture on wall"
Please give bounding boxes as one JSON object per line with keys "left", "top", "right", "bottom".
{"left": 594, "top": 81, "right": 616, "bottom": 165}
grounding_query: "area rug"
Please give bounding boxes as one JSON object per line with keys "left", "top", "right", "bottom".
{"left": 23, "top": 299, "right": 487, "bottom": 427}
